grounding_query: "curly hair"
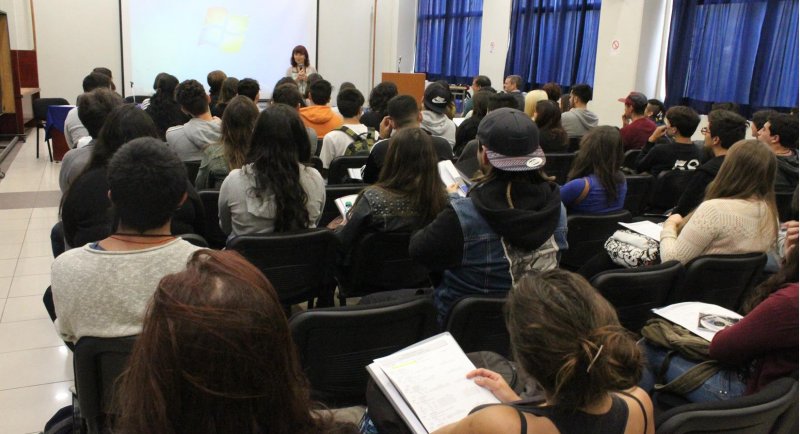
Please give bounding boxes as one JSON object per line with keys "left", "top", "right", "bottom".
{"left": 175, "top": 79, "right": 210, "bottom": 116}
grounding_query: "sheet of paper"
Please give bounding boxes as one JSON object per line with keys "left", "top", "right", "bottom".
{"left": 374, "top": 333, "right": 499, "bottom": 432}
{"left": 619, "top": 221, "right": 663, "bottom": 240}
{"left": 347, "top": 166, "right": 364, "bottom": 181}
{"left": 652, "top": 302, "right": 743, "bottom": 341}
{"left": 438, "top": 160, "right": 470, "bottom": 197}
{"left": 367, "top": 364, "right": 428, "bottom": 434}
{"left": 335, "top": 194, "right": 359, "bottom": 219}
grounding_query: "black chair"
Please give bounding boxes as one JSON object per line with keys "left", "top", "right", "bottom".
{"left": 309, "top": 156, "right": 324, "bottom": 173}
{"left": 289, "top": 297, "right": 438, "bottom": 407}
{"left": 337, "top": 232, "right": 432, "bottom": 305}
{"left": 227, "top": 229, "right": 339, "bottom": 309}
{"left": 73, "top": 336, "right": 137, "bottom": 434}
{"left": 32, "top": 97, "right": 69, "bottom": 161}
{"left": 776, "top": 190, "right": 797, "bottom": 222}
{"left": 590, "top": 261, "right": 683, "bottom": 333}
{"left": 320, "top": 184, "right": 366, "bottom": 227}
{"left": 543, "top": 152, "right": 576, "bottom": 185}
{"left": 445, "top": 295, "right": 510, "bottom": 358}
{"left": 647, "top": 170, "right": 694, "bottom": 213}
{"left": 623, "top": 174, "right": 655, "bottom": 216}
{"left": 560, "top": 210, "right": 632, "bottom": 271}
{"left": 622, "top": 149, "right": 641, "bottom": 170}
{"left": 567, "top": 137, "right": 581, "bottom": 153}
{"left": 197, "top": 190, "right": 227, "bottom": 249}
{"left": 655, "top": 377, "right": 798, "bottom": 434}
{"left": 183, "top": 160, "right": 201, "bottom": 186}
{"left": 668, "top": 253, "right": 767, "bottom": 311}
{"left": 328, "top": 155, "right": 368, "bottom": 185}
{"left": 178, "top": 233, "right": 209, "bottom": 247}
{"left": 123, "top": 95, "right": 149, "bottom": 104}
{"left": 315, "top": 137, "right": 324, "bottom": 157}
{"left": 207, "top": 171, "right": 228, "bottom": 190}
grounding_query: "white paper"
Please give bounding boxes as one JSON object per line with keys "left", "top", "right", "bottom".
{"left": 453, "top": 117, "right": 466, "bottom": 127}
{"left": 652, "top": 302, "right": 743, "bottom": 342}
{"left": 347, "top": 166, "right": 364, "bottom": 181}
{"left": 334, "top": 194, "right": 359, "bottom": 219}
{"left": 367, "top": 364, "right": 428, "bottom": 434}
{"left": 438, "top": 160, "right": 470, "bottom": 197}
{"left": 619, "top": 221, "right": 663, "bottom": 240}
{"left": 374, "top": 333, "right": 499, "bottom": 432}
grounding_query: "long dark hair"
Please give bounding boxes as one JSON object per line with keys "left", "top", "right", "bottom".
{"left": 740, "top": 247, "right": 798, "bottom": 314}
{"left": 567, "top": 126, "right": 624, "bottom": 204}
{"left": 114, "top": 249, "right": 355, "bottom": 434}
{"left": 145, "top": 73, "right": 187, "bottom": 139}
{"left": 86, "top": 104, "right": 160, "bottom": 172}
{"left": 247, "top": 104, "right": 311, "bottom": 232}
{"left": 221, "top": 95, "right": 259, "bottom": 170}
{"left": 367, "top": 128, "right": 447, "bottom": 224}
{"left": 291, "top": 45, "right": 311, "bottom": 67}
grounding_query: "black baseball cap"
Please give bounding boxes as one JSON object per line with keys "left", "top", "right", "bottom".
{"left": 477, "top": 108, "right": 545, "bottom": 171}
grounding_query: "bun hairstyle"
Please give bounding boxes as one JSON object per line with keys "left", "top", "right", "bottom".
{"left": 507, "top": 270, "right": 642, "bottom": 409}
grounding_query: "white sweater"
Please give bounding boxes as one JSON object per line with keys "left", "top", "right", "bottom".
{"left": 52, "top": 239, "right": 201, "bottom": 343}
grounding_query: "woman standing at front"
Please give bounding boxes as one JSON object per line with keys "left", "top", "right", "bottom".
{"left": 286, "top": 45, "right": 318, "bottom": 95}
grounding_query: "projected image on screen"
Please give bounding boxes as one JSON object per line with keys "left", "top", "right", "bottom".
{"left": 121, "top": 0, "right": 318, "bottom": 99}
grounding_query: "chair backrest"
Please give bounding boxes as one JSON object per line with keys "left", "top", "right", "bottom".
{"left": 445, "top": 295, "right": 510, "bottom": 358}
{"left": 543, "top": 152, "right": 576, "bottom": 185}
{"left": 74, "top": 336, "right": 137, "bottom": 434}
{"left": 560, "top": 209, "right": 633, "bottom": 271}
{"left": 183, "top": 160, "right": 201, "bottom": 185}
{"left": 328, "top": 155, "right": 368, "bottom": 185}
{"left": 567, "top": 137, "right": 581, "bottom": 153}
{"left": 207, "top": 171, "right": 228, "bottom": 190}
{"left": 669, "top": 252, "right": 767, "bottom": 310}
{"left": 655, "top": 377, "right": 799, "bottom": 434}
{"left": 320, "top": 184, "right": 366, "bottom": 227}
{"left": 339, "top": 232, "right": 432, "bottom": 299}
{"left": 289, "top": 297, "right": 438, "bottom": 406}
{"left": 124, "top": 95, "right": 149, "bottom": 104}
{"left": 309, "top": 156, "right": 324, "bottom": 173}
{"left": 622, "top": 149, "right": 641, "bottom": 170}
{"left": 776, "top": 190, "right": 797, "bottom": 222}
{"left": 33, "top": 97, "right": 70, "bottom": 121}
{"left": 227, "top": 229, "right": 339, "bottom": 306}
{"left": 590, "top": 261, "right": 684, "bottom": 333}
{"left": 197, "top": 190, "right": 227, "bottom": 249}
{"left": 648, "top": 169, "right": 694, "bottom": 212}
{"left": 178, "top": 233, "right": 209, "bottom": 248}
{"left": 623, "top": 174, "right": 655, "bottom": 216}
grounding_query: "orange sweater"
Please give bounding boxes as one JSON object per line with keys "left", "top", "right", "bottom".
{"left": 300, "top": 105, "right": 343, "bottom": 138}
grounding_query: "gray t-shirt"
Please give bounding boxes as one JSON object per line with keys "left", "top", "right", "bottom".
{"left": 64, "top": 106, "right": 89, "bottom": 149}
{"left": 59, "top": 141, "right": 95, "bottom": 192}
{"left": 166, "top": 117, "right": 222, "bottom": 162}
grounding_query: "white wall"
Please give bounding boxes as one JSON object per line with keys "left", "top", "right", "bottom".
{"left": 318, "top": 0, "right": 374, "bottom": 96}
{"left": 0, "top": 0, "right": 33, "bottom": 50}
{"left": 478, "top": 0, "right": 511, "bottom": 89}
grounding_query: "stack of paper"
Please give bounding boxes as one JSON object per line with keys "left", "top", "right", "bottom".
{"left": 438, "top": 160, "right": 471, "bottom": 197}
{"left": 334, "top": 194, "right": 359, "bottom": 219}
{"left": 652, "top": 302, "right": 742, "bottom": 342}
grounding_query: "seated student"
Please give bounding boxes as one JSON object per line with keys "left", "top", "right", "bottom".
{"left": 619, "top": 92, "right": 657, "bottom": 151}
{"left": 206, "top": 69, "right": 226, "bottom": 107}
{"left": 272, "top": 82, "right": 319, "bottom": 155}
{"left": 145, "top": 73, "right": 190, "bottom": 140}
{"left": 61, "top": 105, "right": 205, "bottom": 248}
{"left": 635, "top": 105, "right": 702, "bottom": 176}
{"left": 454, "top": 89, "right": 491, "bottom": 157}
{"left": 502, "top": 74, "right": 526, "bottom": 111}
{"left": 757, "top": 112, "right": 799, "bottom": 194}
{"left": 59, "top": 88, "right": 123, "bottom": 192}
{"left": 299, "top": 79, "right": 343, "bottom": 137}
{"left": 360, "top": 82, "right": 398, "bottom": 130}
{"left": 645, "top": 98, "right": 665, "bottom": 126}
{"left": 461, "top": 75, "right": 491, "bottom": 117}
{"left": 456, "top": 92, "right": 518, "bottom": 177}
{"left": 561, "top": 83, "right": 597, "bottom": 140}
{"left": 195, "top": 95, "right": 259, "bottom": 190}
{"left": 237, "top": 77, "right": 261, "bottom": 102}
{"left": 660, "top": 139, "right": 779, "bottom": 264}
{"left": 523, "top": 89, "right": 547, "bottom": 119}
{"left": 332, "top": 128, "right": 447, "bottom": 260}
{"left": 113, "top": 249, "right": 358, "bottom": 434}
{"left": 420, "top": 83, "right": 457, "bottom": 147}
{"left": 410, "top": 108, "right": 561, "bottom": 323}
{"left": 750, "top": 109, "right": 778, "bottom": 139}
{"left": 166, "top": 79, "right": 223, "bottom": 162}
{"left": 51, "top": 138, "right": 202, "bottom": 344}
{"left": 432, "top": 270, "right": 654, "bottom": 434}
{"left": 64, "top": 72, "right": 113, "bottom": 149}
{"left": 211, "top": 76, "right": 239, "bottom": 118}
{"left": 218, "top": 104, "right": 324, "bottom": 237}
{"left": 363, "top": 95, "right": 454, "bottom": 184}
{"left": 561, "top": 126, "right": 627, "bottom": 214}
{"left": 320, "top": 88, "right": 377, "bottom": 173}
{"left": 534, "top": 99, "right": 568, "bottom": 153}
{"left": 541, "top": 81, "right": 561, "bottom": 102}
{"left": 673, "top": 109, "right": 747, "bottom": 216}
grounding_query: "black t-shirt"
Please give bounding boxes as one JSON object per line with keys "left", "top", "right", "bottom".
{"left": 363, "top": 133, "right": 454, "bottom": 184}
{"left": 455, "top": 115, "right": 482, "bottom": 157}
{"left": 360, "top": 110, "right": 384, "bottom": 131}
{"left": 636, "top": 141, "right": 702, "bottom": 176}
{"left": 673, "top": 155, "right": 725, "bottom": 216}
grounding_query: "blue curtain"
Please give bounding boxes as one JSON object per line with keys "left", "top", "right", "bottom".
{"left": 665, "top": 0, "right": 799, "bottom": 116}
{"left": 415, "top": 0, "right": 483, "bottom": 84}
{"left": 505, "top": 0, "right": 601, "bottom": 91}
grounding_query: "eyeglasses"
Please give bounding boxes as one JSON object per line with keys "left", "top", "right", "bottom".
{"left": 701, "top": 127, "right": 709, "bottom": 135}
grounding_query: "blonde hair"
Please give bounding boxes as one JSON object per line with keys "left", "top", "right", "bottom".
{"left": 524, "top": 90, "right": 548, "bottom": 118}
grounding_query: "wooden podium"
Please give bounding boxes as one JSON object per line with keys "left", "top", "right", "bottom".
{"left": 381, "top": 72, "right": 426, "bottom": 103}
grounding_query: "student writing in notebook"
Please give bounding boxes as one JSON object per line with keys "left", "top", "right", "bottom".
{"left": 433, "top": 270, "right": 654, "bottom": 434}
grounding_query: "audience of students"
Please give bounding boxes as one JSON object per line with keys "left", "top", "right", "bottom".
{"left": 635, "top": 105, "right": 702, "bottom": 176}
{"left": 410, "top": 108, "right": 561, "bottom": 323}
{"left": 218, "top": 104, "right": 324, "bottom": 237}
{"left": 167, "top": 79, "right": 223, "bottom": 162}
{"left": 619, "top": 92, "right": 657, "bottom": 151}
{"left": 433, "top": 270, "right": 654, "bottom": 434}
{"left": 195, "top": 95, "right": 258, "bottom": 190}
{"left": 319, "top": 87, "right": 377, "bottom": 171}
{"left": 660, "top": 139, "right": 779, "bottom": 264}
{"left": 300, "top": 79, "right": 342, "bottom": 137}
{"left": 534, "top": 99, "right": 568, "bottom": 153}
{"left": 420, "top": 82, "right": 457, "bottom": 146}
{"left": 561, "top": 83, "right": 597, "bottom": 140}
{"left": 211, "top": 76, "right": 239, "bottom": 118}
{"left": 145, "top": 72, "right": 190, "bottom": 140}
{"left": 360, "top": 81, "right": 398, "bottom": 130}
{"left": 757, "top": 112, "right": 799, "bottom": 194}
{"left": 561, "top": 126, "right": 627, "bottom": 214}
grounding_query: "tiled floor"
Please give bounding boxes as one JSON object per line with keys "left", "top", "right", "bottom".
{"left": 0, "top": 132, "right": 72, "bottom": 434}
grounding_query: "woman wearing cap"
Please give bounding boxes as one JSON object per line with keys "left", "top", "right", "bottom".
{"left": 421, "top": 82, "right": 457, "bottom": 147}
{"left": 432, "top": 270, "right": 654, "bottom": 434}
{"left": 410, "top": 107, "right": 562, "bottom": 324}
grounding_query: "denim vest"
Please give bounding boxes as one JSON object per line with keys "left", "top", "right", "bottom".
{"left": 436, "top": 198, "right": 559, "bottom": 323}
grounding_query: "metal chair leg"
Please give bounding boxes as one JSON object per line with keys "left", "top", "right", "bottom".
{"left": 46, "top": 138, "right": 53, "bottom": 162}
{"left": 36, "top": 126, "right": 40, "bottom": 158}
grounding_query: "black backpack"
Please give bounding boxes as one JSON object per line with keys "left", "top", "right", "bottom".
{"left": 338, "top": 126, "right": 376, "bottom": 156}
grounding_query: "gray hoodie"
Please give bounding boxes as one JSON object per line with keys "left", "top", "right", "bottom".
{"left": 166, "top": 117, "right": 222, "bottom": 162}
{"left": 421, "top": 110, "right": 457, "bottom": 147}
{"left": 561, "top": 108, "right": 599, "bottom": 139}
